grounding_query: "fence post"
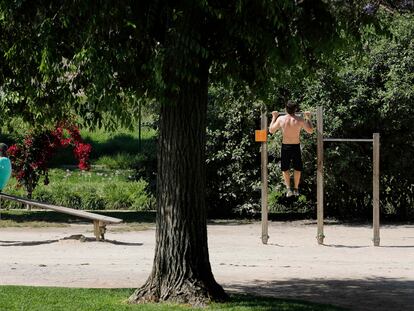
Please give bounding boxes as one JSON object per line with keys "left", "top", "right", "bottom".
{"left": 373, "top": 133, "right": 380, "bottom": 246}
{"left": 261, "top": 110, "right": 269, "bottom": 244}
{"left": 316, "top": 106, "right": 324, "bottom": 244}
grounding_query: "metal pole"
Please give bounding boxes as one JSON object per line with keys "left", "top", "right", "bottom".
{"left": 324, "top": 138, "right": 374, "bottom": 142}
{"left": 276, "top": 112, "right": 314, "bottom": 116}
{"left": 261, "top": 110, "right": 269, "bottom": 244}
{"left": 138, "top": 100, "right": 142, "bottom": 152}
{"left": 373, "top": 133, "right": 380, "bottom": 246}
{"left": 316, "top": 106, "right": 324, "bottom": 244}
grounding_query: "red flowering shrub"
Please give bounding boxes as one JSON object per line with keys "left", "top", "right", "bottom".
{"left": 7, "top": 123, "right": 92, "bottom": 198}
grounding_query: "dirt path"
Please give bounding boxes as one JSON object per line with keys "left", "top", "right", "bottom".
{"left": 0, "top": 221, "right": 413, "bottom": 311}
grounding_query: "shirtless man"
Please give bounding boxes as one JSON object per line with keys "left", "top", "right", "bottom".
{"left": 269, "top": 101, "right": 313, "bottom": 197}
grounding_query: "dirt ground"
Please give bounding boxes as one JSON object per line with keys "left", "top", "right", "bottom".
{"left": 0, "top": 220, "right": 413, "bottom": 311}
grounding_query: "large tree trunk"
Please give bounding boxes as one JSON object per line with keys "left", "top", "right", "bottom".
{"left": 129, "top": 54, "right": 227, "bottom": 305}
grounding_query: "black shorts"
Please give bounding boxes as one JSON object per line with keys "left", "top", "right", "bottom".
{"left": 281, "top": 144, "right": 303, "bottom": 171}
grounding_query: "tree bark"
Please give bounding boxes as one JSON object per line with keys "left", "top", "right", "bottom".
{"left": 129, "top": 56, "right": 227, "bottom": 306}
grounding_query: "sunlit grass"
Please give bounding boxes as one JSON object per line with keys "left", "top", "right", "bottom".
{"left": 0, "top": 220, "right": 69, "bottom": 228}
{"left": 108, "top": 222, "right": 152, "bottom": 233}
{"left": 0, "top": 286, "right": 347, "bottom": 311}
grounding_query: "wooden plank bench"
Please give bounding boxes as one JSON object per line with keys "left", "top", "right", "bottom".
{"left": 0, "top": 193, "right": 122, "bottom": 241}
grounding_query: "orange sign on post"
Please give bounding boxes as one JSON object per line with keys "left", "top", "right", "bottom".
{"left": 255, "top": 130, "right": 267, "bottom": 142}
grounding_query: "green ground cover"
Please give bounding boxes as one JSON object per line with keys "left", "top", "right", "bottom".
{"left": 0, "top": 220, "right": 69, "bottom": 228}
{"left": 2, "top": 168, "right": 154, "bottom": 211}
{"left": 0, "top": 286, "right": 346, "bottom": 311}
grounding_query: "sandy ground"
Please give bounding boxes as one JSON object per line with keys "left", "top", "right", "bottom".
{"left": 0, "top": 221, "right": 413, "bottom": 311}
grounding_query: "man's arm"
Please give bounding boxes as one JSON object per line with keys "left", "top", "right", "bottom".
{"left": 302, "top": 111, "right": 314, "bottom": 134}
{"left": 269, "top": 111, "right": 280, "bottom": 134}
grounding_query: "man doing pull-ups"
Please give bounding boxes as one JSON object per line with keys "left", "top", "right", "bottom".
{"left": 269, "top": 101, "right": 313, "bottom": 197}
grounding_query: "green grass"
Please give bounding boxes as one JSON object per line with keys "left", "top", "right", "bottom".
{"left": 0, "top": 286, "right": 346, "bottom": 311}
{"left": 0, "top": 220, "right": 69, "bottom": 228}
{"left": 82, "top": 127, "right": 157, "bottom": 156}
{"left": 109, "top": 223, "right": 152, "bottom": 233}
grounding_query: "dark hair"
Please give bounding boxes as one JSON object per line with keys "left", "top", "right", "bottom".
{"left": 0, "top": 143, "right": 8, "bottom": 155}
{"left": 285, "top": 100, "right": 298, "bottom": 115}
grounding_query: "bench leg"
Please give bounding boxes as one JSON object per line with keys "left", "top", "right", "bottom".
{"left": 99, "top": 221, "right": 106, "bottom": 240}
{"left": 93, "top": 220, "right": 106, "bottom": 241}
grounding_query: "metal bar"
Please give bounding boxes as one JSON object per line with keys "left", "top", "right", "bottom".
{"left": 373, "top": 133, "right": 380, "bottom": 246}
{"left": 316, "top": 106, "right": 324, "bottom": 245}
{"left": 276, "top": 111, "right": 314, "bottom": 116}
{"left": 324, "top": 138, "right": 373, "bottom": 142}
{"left": 261, "top": 110, "right": 269, "bottom": 245}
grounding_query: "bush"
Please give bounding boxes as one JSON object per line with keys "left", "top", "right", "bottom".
{"left": 2, "top": 169, "right": 154, "bottom": 211}
{"left": 206, "top": 85, "right": 262, "bottom": 215}
{"left": 297, "top": 15, "right": 414, "bottom": 219}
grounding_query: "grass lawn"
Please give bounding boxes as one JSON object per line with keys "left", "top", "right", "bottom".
{"left": 0, "top": 220, "right": 69, "bottom": 228}
{"left": 0, "top": 286, "right": 346, "bottom": 311}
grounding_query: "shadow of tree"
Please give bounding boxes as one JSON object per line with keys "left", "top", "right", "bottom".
{"left": 0, "top": 239, "right": 59, "bottom": 246}
{"left": 217, "top": 293, "right": 347, "bottom": 310}
{"left": 224, "top": 278, "right": 414, "bottom": 311}
{"left": 0, "top": 235, "right": 143, "bottom": 246}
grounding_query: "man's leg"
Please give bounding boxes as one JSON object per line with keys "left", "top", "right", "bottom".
{"left": 293, "top": 170, "right": 301, "bottom": 190}
{"left": 282, "top": 170, "right": 291, "bottom": 189}
{"left": 282, "top": 170, "right": 293, "bottom": 197}
{"left": 292, "top": 145, "right": 303, "bottom": 196}
{"left": 281, "top": 144, "right": 293, "bottom": 197}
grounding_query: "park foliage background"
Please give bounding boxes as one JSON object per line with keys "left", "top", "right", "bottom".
{"left": 0, "top": 9, "right": 413, "bottom": 221}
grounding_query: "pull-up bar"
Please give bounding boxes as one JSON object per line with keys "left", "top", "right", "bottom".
{"left": 324, "top": 138, "right": 374, "bottom": 142}
{"left": 274, "top": 111, "right": 315, "bottom": 116}
{"left": 316, "top": 105, "right": 380, "bottom": 247}
{"left": 257, "top": 106, "right": 380, "bottom": 247}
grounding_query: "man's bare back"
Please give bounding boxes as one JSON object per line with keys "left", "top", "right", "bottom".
{"left": 269, "top": 112, "right": 313, "bottom": 142}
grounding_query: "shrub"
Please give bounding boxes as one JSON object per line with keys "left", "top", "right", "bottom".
{"left": 297, "top": 15, "right": 414, "bottom": 219}
{"left": 1, "top": 169, "right": 154, "bottom": 211}
{"left": 206, "top": 85, "right": 262, "bottom": 215}
{"left": 7, "top": 123, "right": 91, "bottom": 198}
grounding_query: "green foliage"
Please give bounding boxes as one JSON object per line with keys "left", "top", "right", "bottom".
{"left": 298, "top": 14, "right": 414, "bottom": 218}
{"left": 2, "top": 169, "right": 154, "bottom": 211}
{"left": 0, "top": 286, "right": 345, "bottom": 311}
{"left": 206, "top": 84, "right": 261, "bottom": 215}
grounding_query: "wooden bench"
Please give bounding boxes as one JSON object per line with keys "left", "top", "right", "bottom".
{"left": 0, "top": 193, "right": 122, "bottom": 241}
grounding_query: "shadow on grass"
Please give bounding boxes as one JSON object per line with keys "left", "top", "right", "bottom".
{"left": 216, "top": 294, "right": 347, "bottom": 310}
{"left": 48, "top": 133, "right": 157, "bottom": 167}
{"left": 224, "top": 278, "right": 414, "bottom": 311}
{"left": 86, "top": 134, "right": 156, "bottom": 158}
